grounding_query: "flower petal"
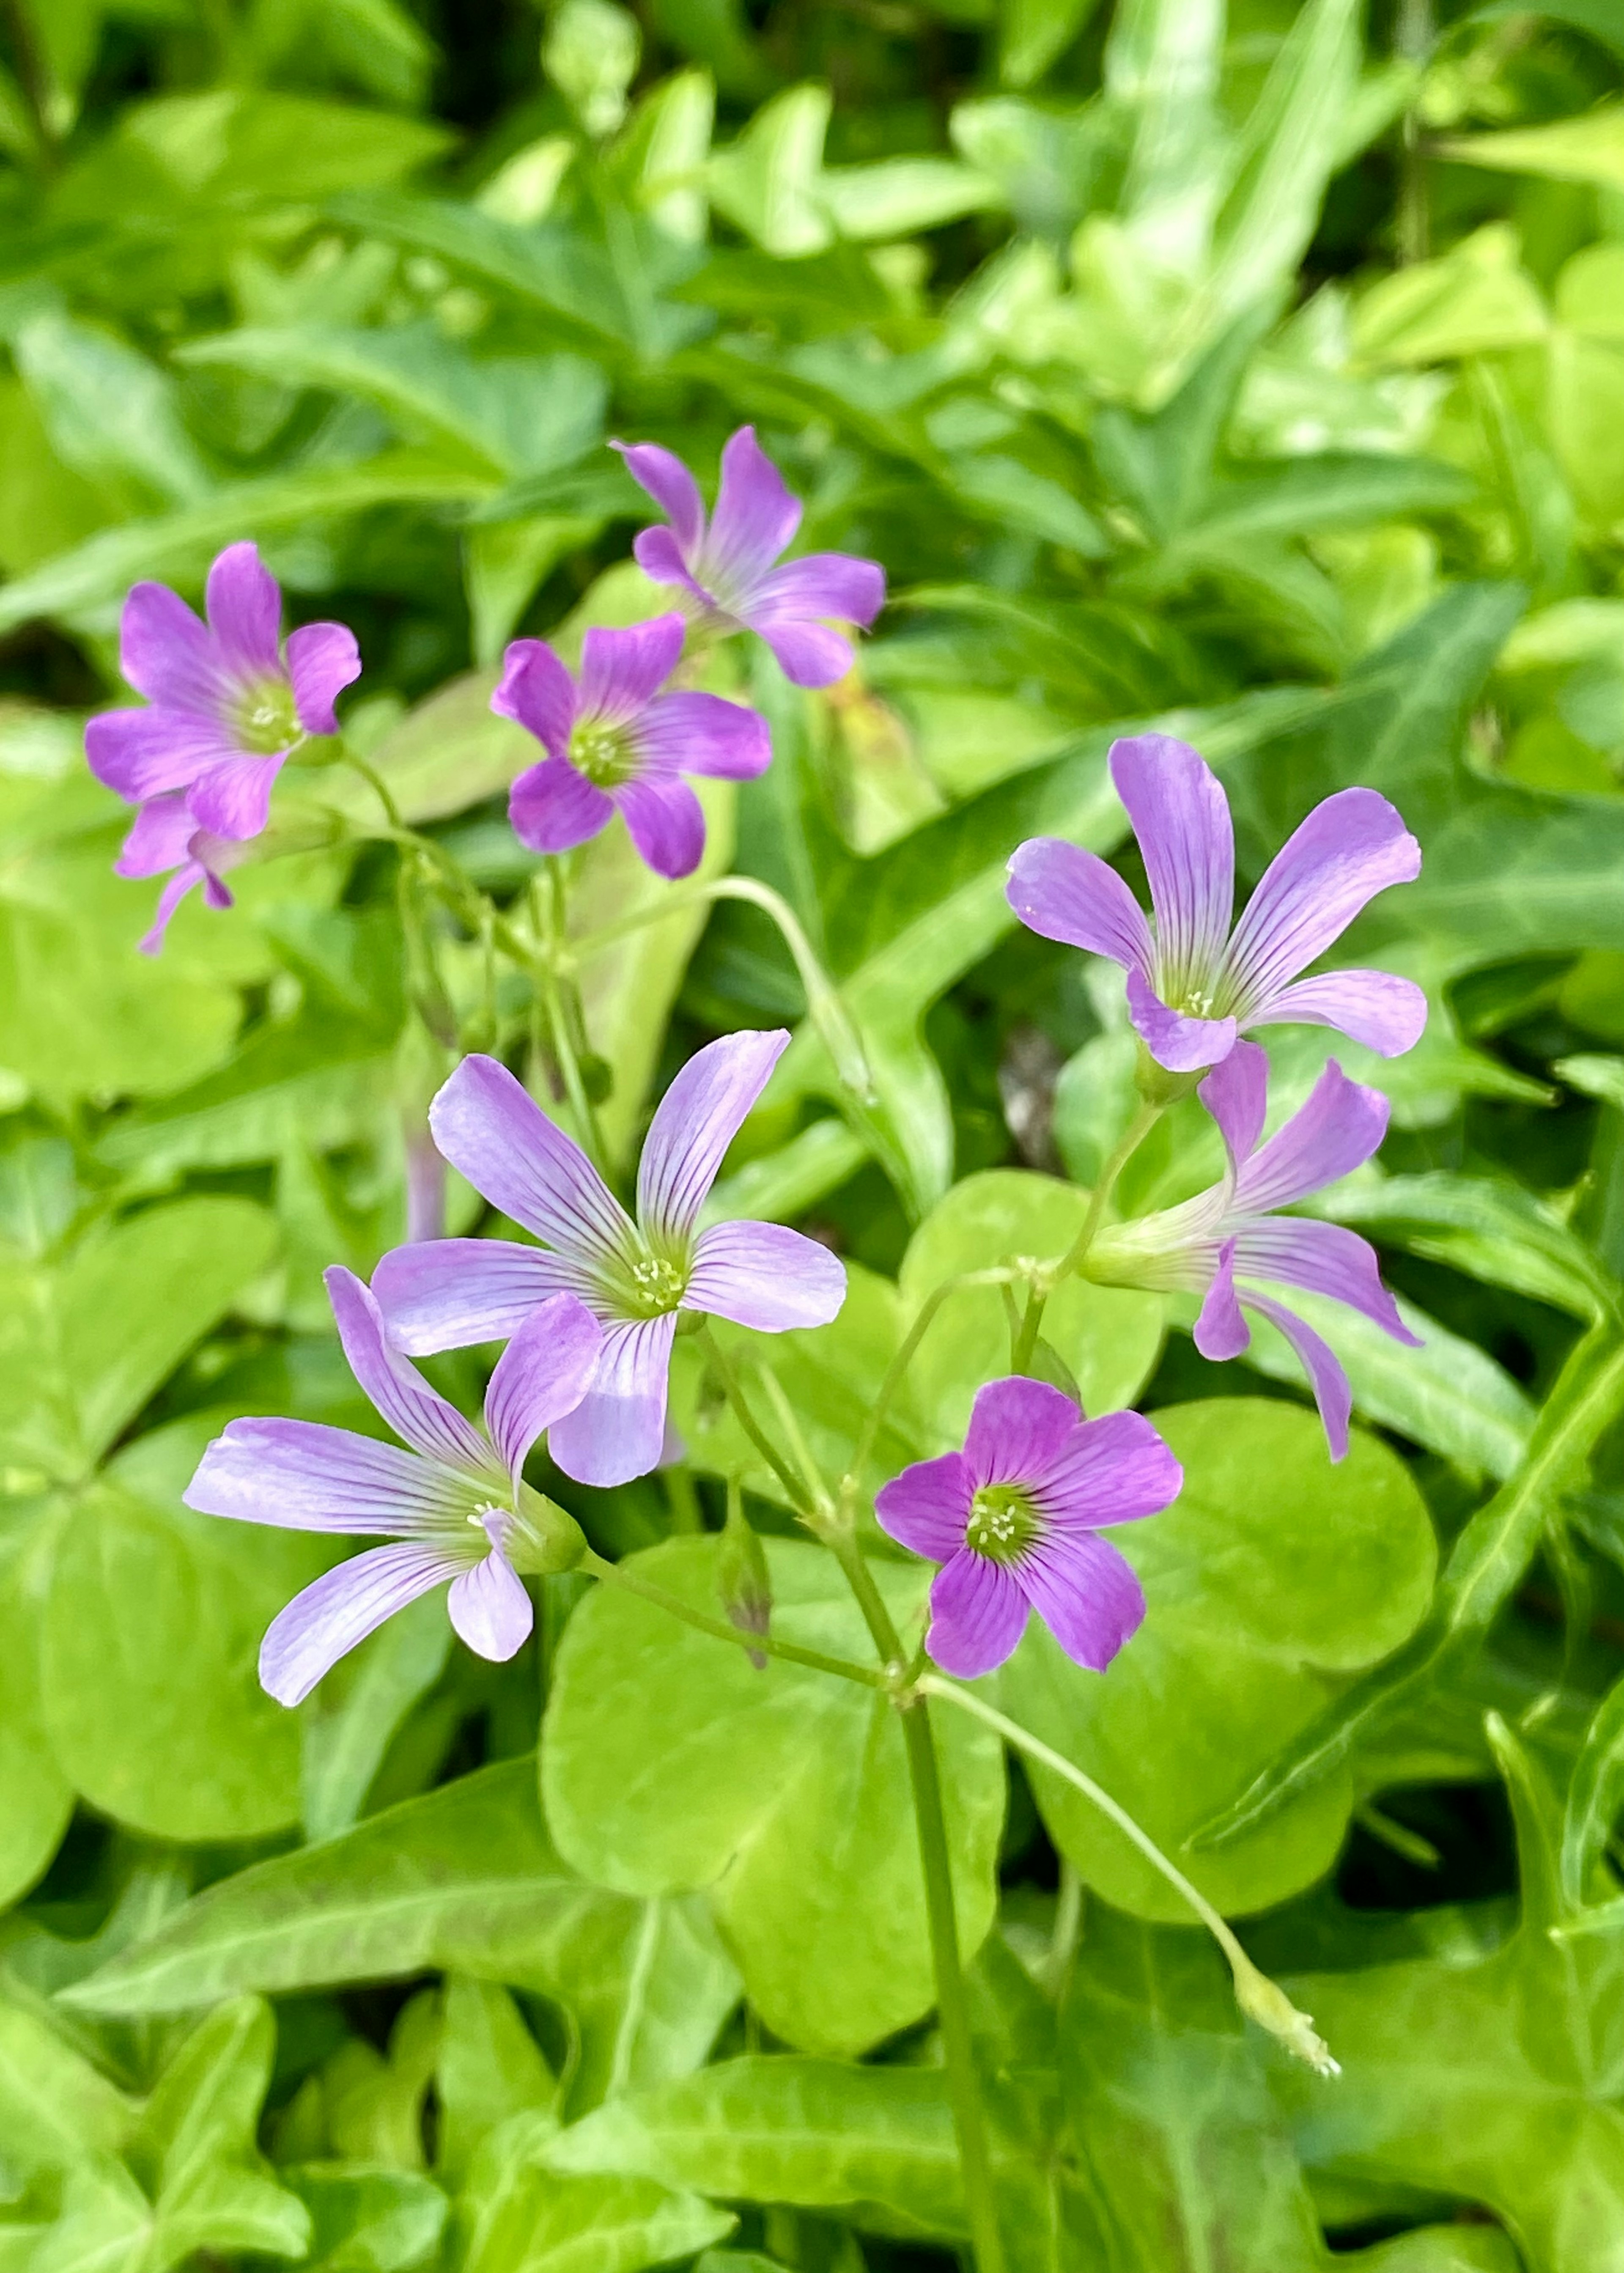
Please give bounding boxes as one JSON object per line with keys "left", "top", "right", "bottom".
{"left": 1243, "top": 1291, "right": 1353, "bottom": 1461}
{"left": 1018, "top": 1532, "right": 1145, "bottom": 1672}
{"left": 1197, "top": 1037, "right": 1269, "bottom": 1183}
{"left": 120, "top": 581, "right": 227, "bottom": 714}
{"left": 706, "top": 426, "right": 801, "bottom": 593}
{"left": 187, "top": 753, "right": 285, "bottom": 840}
{"left": 637, "top": 1029, "right": 790, "bottom": 1241}
{"left": 1249, "top": 969, "right": 1428, "bottom": 1060}
{"left": 115, "top": 793, "right": 198, "bottom": 879}
{"left": 1234, "top": 1218, "right": 1420, "bottom": 1346}
{"left": 327, "top": 1266, "right": 494, "bottom": 1473}
{"left": 634, "top": 692, "right": 771, "bottom": 781}
{"left": 632, "top": 525, "right": 709, "bottom": 601}
{"left": 185, "top": 1416, "right": 455, "bottom": 1532}
{"left": 1225, "top": 787, "right": 1422, "bottom": 1012}
{"left": 373, "top": 1236, "right": 586, "bottom": 1355}
{"left": 1127, "top": 966, "right": 1237, "bottom": 1073}
{"left": 492, "top": 639, "right": 577, "bottom": 758}
{"left": 927, "top": 1551, "right": 1028, "bottom": 1678}
{"left": 1005, "top": 837, "right": 1153, "bottom": 975}
{"left": 1193, "top": 1238, "right": 1250, "bottom": 1361}
{"left": 260, "top": 1542, "right": 457, "bottom": 1706}
{"left": 963, "top": 1376, "right": 1081, "bottom": 1488}
{"left": 429, "top": 1053, "right": 634, "bottom": 1265}
{"left": 750, "top": 553, "right": 886, "bottom": 630}
{"left": 1235, "top": 1060, "right": 1390, "bottom": 1215}
{"left": 448, "top": 1535, "right": 534, "bottom": 1661}
{"left": 617, "top": 775, "right": 707, "bottom": 877}
{"left": 86, "top": 707, "right": 237, "bottom": 803}
{"left": 139, "top": 865, "right": 207, "bottom": 955}
{"left": 1028, "top": 1409, "right": 1183, "bottom": 1529}
{"left": 546, "top": 1313, "right": 678, "bottom": 1488}
{"left": 206, "top": 542, "right": 283, "bottom": 679}
{"left": 613, "top": 439, "right": 708, "bottom": 555}
{"left": 483, "top": 1291, "right": 604, "bottom": 1481}
{"left": 752, "top": 618, "right": 855, "bottom": 689}
{"left": 1110, "top": 735, "right": 1234, "bottom": 997}
{"left": 287, "top": 621, "right": 361, "bottom": 736}
{"left": 875, "top": 1451, "right": 974, "bottom": 1562}
{"left": 578, "top": 614, "right": 686, "bottom": 725}
{"left": 686, "top": 1220, "right": 847, "bottom": 1331}
{"left": 510, "top": 756, "right": 615, "bottom": 855}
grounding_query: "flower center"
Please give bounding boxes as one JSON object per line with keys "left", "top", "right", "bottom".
{"left": 622, "top": 1251, "right": 688, "bottom": 1318}
{"left": 569, "top": 722, "right": 634, "bottom": 787}
{"left": 965, "top": 1483, "right": 1042, "bottom": 1565}
{"left": 233, "top": 676, "right": 301, "bottom": 757}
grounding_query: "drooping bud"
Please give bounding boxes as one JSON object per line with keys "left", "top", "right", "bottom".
{"left": 716, "top": 1482, "right": 772, "bottom": 1670}
{"left": 1230, "top": 1951, "right": 1340, "bottom": 2078}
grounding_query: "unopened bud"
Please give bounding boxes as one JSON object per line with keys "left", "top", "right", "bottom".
{"left": 1231, "top": 1954, "right": 1339, "bottom": 2078}
{"left": 717, "top": 1491, "right": 772, "bottom": 1670}
{"left": 508, "top": 1488, "right": 587, "bottom": 1576}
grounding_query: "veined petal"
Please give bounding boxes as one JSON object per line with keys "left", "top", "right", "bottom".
{"left": 1029, "top": 1409, "right": 1183, "bottom": 1529}
{"left": 120, "top": 581, "right": 227, "bottom": 714}
{"left": 326, "top": 1266, "right": 493, "bottom": 1475}
{"left": 633, "top": 525, "right": 710, "bottom": 603}
{"left": 875, "top": 1451, "right": 974, "bottom": 1562}
{"left": 963, "top": 1376, "right": 1080, "bottom": 1488}
{"left": 637, "top": 1029, "right": 790, "bottom": 1241}
{"left": 448, "top": 1533, "right": 534, "bottom": 1661}
{"left": 1234, "top": 1218, "right": 1420, "bottom": 1345}
{"left": 260, "top": 1542, "right": 458, "bottom": 1706}
{"left": 185, "top": 1416, "right": 458, "bottom": 1533}
{"left": 613, "top": 439, "right": 708, "bottom": 556}
{"left": 1225, "top": 788, "right": 1421, "bottom": 1011}
{"left": 1249, "top": 969, "right": 1427, "bottom": 1060}
{"left": 1127, "top": 967, "right": 1237, "bottom": 1073}
{"left": 1018, "top": 1532, "right": 1145, "bottom": 1672}
{"left": 115, "top": 794, "right": 199, "bottom": 879}
{"left": 615, "top": 775, "right": 706, "bottom": 878}
{"left": 187, "top": 753, "right": 285, "bottom": 841}
{"left": 927, "top": 1551, "right": 1028, "bottom": 1678}
{"left": 86, "top": 707, "right": 237, "bottom": 804}
{"left": 753, "top": 618, "right": 855, "bottom": 689}
{"left": 1244, "top": 1292, "right": 1353, "bottom": 1461}
{"left": 686, "top": 1220, "right": 846, "bottom": 1331}
{"left": 1235, "top": 1060, "right": 1390, "bottom": 1215}
{"left": 633, "top": 692, "right": 771, "bottom": 781}
{"left": 139, "top": 864, "right": 208, "bottom": 955}
{"left": 483, "top": 1291, "right": 604, "bottom": 1482}
{"left": 429, "top": 1054, "right": 634, "bottom": 1265}
{"left": 705, "top": 426, "right": 801, "bottom": 594}
{"left": 373, "top": 1237, "right": 588, "bottom": 1355}
{"left": 1197, "top": 1038, "right": 1268, "bottom": 1184}
{"left": 206, "top": 543, "right": 283, "bottom": 679}
{"left": 492, "top": 639, "right": 577, "bottom": 758}
{"left": 578, "top": 614, "right": 685, "bottom": 725}
{"left": 1006, "top": 837, "right": 1153, "bottom": 974}
{"left": 510, "top": 756, "right": 615, "bottom": 854}
{"left": 287, "top": 621, "right": 361, "bottom": 736}
{"left": 1110, "top": 735, "right": 1234, "bottom": 998}
{"left": 546, "top": 1313, "right": 678, "bottom": 1488}
{"left": 750, "top": 553, "right": 886, "bottom": 630}
{"left": 1193, "top": 1238, "right": 1250, "bottom": 1361}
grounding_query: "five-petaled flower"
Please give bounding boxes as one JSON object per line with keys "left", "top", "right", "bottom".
{"left": 875, "top": 1376, "right": 1182, "bottom": 1679}
{"left": 615, "top": 425, "right": 885, "bottom": 689}
{"left": 85, "top": 542, "right": 360, "bottom": 953}
{"left": 372, "top": 1030, "right": 848, "bottom": 1489}
{"left": 185, "top": 1267, "right": 602, "bottom": 1706}
{"left": 495, "top": 612, "right": 770, "bottom": 879}
{"left": 1084, "top": 1039, "right": 1420, "bottom": 1460}
{"left": 1007, "top": 734, "right": 1426, "bottom": 1076}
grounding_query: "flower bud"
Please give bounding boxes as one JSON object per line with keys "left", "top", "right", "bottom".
{"left": 717, "top": 1490, "right": 772, "bottom": 1670}
{"left": 1231, "top": 1952, "right": 1339, "bottom": 2078}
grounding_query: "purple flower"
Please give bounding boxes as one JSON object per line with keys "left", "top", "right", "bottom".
{"left": 184, "top": 1267, "right": 602, "bottom": 1705}
{"left": 85, "top": 542, "right": 361, "bottom": 953}
{"left": 875, "top": 1377, "right": 1182, "bottom": 1679}
{"left": 495, "top": 612, "right": 769, "bottom": 880}
{"left": 1085, "top": 1040, "right": 1420, "bottom": 1460}
{"left": 614, "top": 426, "right": 885, "bottom": 689}
{"left": 1006, "top": 734, "right": 1426, "bottom": 1074}
{"left": 372, "top": 1030, "right": 848, "bottom": 1489}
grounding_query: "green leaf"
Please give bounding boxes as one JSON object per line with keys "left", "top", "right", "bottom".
{"left": 1561, "top": 1669, "right": 1624, "bottom": 1911}
{"left": 0, "top": 1520, "right": 71, "bottom": 1906}
{"left": 997, "top": 0, "right": 1103, "bottom": 91}
{"left": 1002, "top": 1398, "right": 1437, "bottom": 1919}
{"left": 282, "top": 2164, "right": 448, "bottom": 2273}
{"left": 301, "top": 1589, "right": 453, "bottom": 1842}
{"left": 541, "top": 1538, "right": 1005, "bottom": 2055}
{"left": 0, "top": 1994, "right": 135, "bottom": 2177}
{"left": 1314, "top": 1172, "right": 1611, "bottom": 1324}
{"left": 11, "top": 305, "right": 213, "bottom": 508}
{"left": 1440, "top": 106, "right": 1624, "bottom": 194}
{"left": 436, "top": 1975, "right": 559, "bottom": 2185}
{"left": 461, "top": 2130, "right": 734, "bottom": 2273}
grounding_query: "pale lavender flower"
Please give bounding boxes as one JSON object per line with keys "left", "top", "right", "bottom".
{"left": 875, "top": 1376, "right": 1181, "bottom": 1679}
{"left": 614, "top": 426, "right": 885, "bottom": 689}
{"left": 372, "top": 1030, "right": 848, "bottom": 1489}
{"left": 85, "top": 542, "right": 360, "bottom": 952}
{"left": 1085, "top": 1041, "right": 1420, "bottom": 1460}
{"left": 1007, "top": 734, "right": 1426, "bottom": 1074}
{"left": 185, "top": 1267, "right": 601, "bottom": 1705}
{"left": 495, "top": 612, "right": 768, "bottom": 879}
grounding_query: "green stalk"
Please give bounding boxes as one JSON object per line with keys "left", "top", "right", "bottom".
{"left": 579, "top": 1548, "right": 884, "bottom": 1688}
{"left": 1009, "top": 1099, "right": 1164, "bottom": 1368}
{"left": 696, "top": 1323, "right": 816, "bottom": 1518}
{"left": 842, "top": 1267, "right": 1022, "bottom": 1499}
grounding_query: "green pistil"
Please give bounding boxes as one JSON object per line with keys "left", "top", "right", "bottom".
{"left": 965, "top": 1482, "right": 1042, "bottom": 1565}
{"left": 570, "top": 722, "right": 632, "bottom": 787}
{"left": 234, "top": 676, "right": 301, "bottom": 756}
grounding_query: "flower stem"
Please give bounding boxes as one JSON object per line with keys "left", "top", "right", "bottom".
{"left": 918, "top": 1677, "right": 1339, "bottom": 2078}
{"left": 1011, "top": 1099, "right": 1166, "bottom": 1368}
{"left": 531, "top": 872, "right": 612, "bottom": 1183}
{"left": 580, "top": 1547, "right": 885, "bottom": 1687}
{"left": 842, "top": 1267, "right": 1023, "bottom": 1499}
{"left": 695, "top": 1323, "right": 817, "bottom": 1518}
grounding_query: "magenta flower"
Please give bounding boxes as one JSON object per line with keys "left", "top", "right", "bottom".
{"left": 613, "top": 426, "right": 885, "bottom": 689}
{"left": 185, "top": 1267, "right": 601, "bottom": 1705}
{"left": 372, "top": 1030, "right": 848, "bottom": 1490}
{"left": 1006, "top": 735, "right": 1426, "bottom": 1074}
{"left": 495, "top": 612, "right": 769, "bottom": 880}
{"left": 85, "top": 543, "right": 360, "bottom": 952}
{"left": 875, "top": 1377, "right": 1181, "bottom": 1679}
{"left": 1086, "top": 1040, "right": 1420, "bottom": 1459}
